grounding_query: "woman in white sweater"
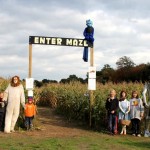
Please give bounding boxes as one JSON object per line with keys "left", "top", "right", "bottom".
{"left": 3, "top": 76, "right": 25, "bottom": 133}
{"left": 119, "top": 91, "right": 130, "bottom": 135}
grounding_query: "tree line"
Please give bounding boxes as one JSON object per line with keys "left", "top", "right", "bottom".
{"left": 97, "top": 56, "right": 150, "bottom": 84}
{"left": 34, "top": 56, "right": 150, "bottom": 87}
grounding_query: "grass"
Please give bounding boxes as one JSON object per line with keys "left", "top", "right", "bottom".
{"left": 0, "top": 133, "right": 150, "bottom": 150}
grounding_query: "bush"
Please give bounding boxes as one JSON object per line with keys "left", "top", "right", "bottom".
{"left": 37, "top": 87, "right": 57, "bottom": 108}
{"left": 0, "top": 78, "right": 9, "bottom": 92}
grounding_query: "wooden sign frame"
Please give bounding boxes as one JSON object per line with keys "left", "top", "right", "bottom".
{"left": 28, "top": 35, "right": 94, "bottom": 127}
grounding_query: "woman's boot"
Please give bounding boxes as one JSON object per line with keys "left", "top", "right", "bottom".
{"left": 120, "top": 125, "right": 124, "bottom": 135}
{"left": 123, "top": 125, "right": 126, "bottom": 135}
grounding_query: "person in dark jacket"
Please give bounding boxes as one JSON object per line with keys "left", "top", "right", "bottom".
{"left": 0, "top": 92, "right": 6, "bottom": 131}
{"left": 105, "top": 89, "right": 119, "bottom": 135}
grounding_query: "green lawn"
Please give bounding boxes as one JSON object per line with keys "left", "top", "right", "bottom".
{"left": 0, "top": 132, "right": 150, "bottom": 150}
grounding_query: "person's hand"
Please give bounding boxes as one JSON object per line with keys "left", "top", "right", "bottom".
{"left": 111, "top": 110, "right": 115, "bottom": 114}
{"left": 143, "top": 103, "right": 149, "bottom": 108}
{"left": 140, "top": 113, "right": 144, "bottom": 119}
{"left": 146, "top": 104, "right": 149, "bottom": 108}
{"left": 0, "top": 102, "right": 4, "bottom": 107}
{"left": 125, "top": 111, "right": 129, "bottom": 114}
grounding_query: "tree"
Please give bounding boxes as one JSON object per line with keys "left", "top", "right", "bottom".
{"left": 60, "top": 75, "right": 85, "bottom": 83}
{"left": 116, "top": 56, "right": 135, "bottom": 69}
{"left": 42, "top": 79, "right": 50, "bottom": 84}
{"left": 42, "top": 79, "right": 58, "bottom": 84}
{"left": 96, "top": 64, "right": 115, "bottom": 84}
{"left": 34, "top": 80, "right": 43, "bottom": 87}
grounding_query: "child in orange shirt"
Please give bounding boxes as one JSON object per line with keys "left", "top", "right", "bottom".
{"left": 24, "top": 97, "right": 36, "bottom": 130}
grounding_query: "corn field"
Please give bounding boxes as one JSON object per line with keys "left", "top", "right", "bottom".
{"left": 0, "top": 78, "right": 144, "bottom": 129}
{"left": 34, "top": 81, "right": 144, "bottom": 129}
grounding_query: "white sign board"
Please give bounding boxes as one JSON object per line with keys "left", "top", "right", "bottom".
{"left": 88, "top": 78, "right": 96, "bottom": 90}
{"left": 89, "top": 66, "right": 96, "bottom": 79}
{"left": 28, "top": 90, "right": 33, "bottom": 97}
{"left": 26, "top": 78, "right": 34, "bottom": 90}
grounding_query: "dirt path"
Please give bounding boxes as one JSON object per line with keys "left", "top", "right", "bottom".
{"left": 0, "top": 107, "right": 94, "bottom": 138}
{"left": 28, "top": 106, "right": 92, "bottom": 138}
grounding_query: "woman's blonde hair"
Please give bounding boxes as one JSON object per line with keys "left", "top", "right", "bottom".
{"left": 109, "top": 89, "right": 116, "bottom": 95}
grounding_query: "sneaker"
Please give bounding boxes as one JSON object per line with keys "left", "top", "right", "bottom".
{"left": 4, "top": 131, "right": 11, "bottom": 134}
{"left": 144, "top": 133, "right": 149, "bottom": 137}
{"left": 144, "top": 130, "right": 150, "bottom": 137}
{"left": 29, "top": 124, "right": 34, "bottom": 131}
{"left": 26, "top": 126, "right": 29, "bottom": 131}
{"left": 137, "top": 134, "right": 141, "bottom": 137}
{"left": 132, "top": 134, "right": 136, "bottom": 136}
{"left": 109, "top": 132, "right": 114, "bottom": 136}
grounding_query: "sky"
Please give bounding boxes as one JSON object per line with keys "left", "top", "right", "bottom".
{"left": 0, "top": 0, "right": 150, "bottom": 81}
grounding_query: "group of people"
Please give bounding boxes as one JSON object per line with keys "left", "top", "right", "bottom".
{"left": 105, "top": 89, "right": 148, "bottom": 137}
{"left": 0, "top": 75, "right": 150, "bottom": 137}
{"left": 0, "top": 76, "right": 36, "bottom": 133}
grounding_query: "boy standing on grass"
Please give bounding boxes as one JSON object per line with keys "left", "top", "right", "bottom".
{"left": 130, "top": 91, "right": 144, "bottom": 137}
{"left": 24, "top": 97, "right": 36, "bottom": 130}
{"left": 105, "top": 89, "right": 119, "bottom": 135}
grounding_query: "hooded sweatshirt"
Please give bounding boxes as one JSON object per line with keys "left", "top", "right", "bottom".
{"left": 130, "top": 98, "right": 144, "bottom": 120}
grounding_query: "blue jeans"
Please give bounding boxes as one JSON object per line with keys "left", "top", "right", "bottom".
{"left": 25, "top": 116, "right": 34, "bottom": 129}
{"left": 108, "top": 113, "right": 117, "bottom": 133}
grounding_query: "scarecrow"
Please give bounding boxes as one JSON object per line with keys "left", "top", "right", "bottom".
{"left": 83, "top": 19, "right": 94, "bottom": 62}
{"left": 143, "top": 82, "right": 150, "bottom": 137}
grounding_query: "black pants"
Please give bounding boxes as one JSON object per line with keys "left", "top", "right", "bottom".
{"left": 131, "top": 118, "right": 141, "bottom": 135}
{"left": 0, "top": 109, "right": 6, "bottom": 131}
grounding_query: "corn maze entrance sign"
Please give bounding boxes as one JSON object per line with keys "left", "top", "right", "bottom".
{"left": 29, "top": 36, "right": 92, "bottom": 47}
{"left": 28, "top": 35, "right": 95, "bottom": 127}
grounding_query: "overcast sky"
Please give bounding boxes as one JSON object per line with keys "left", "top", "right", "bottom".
{"left": 0, "top": 0, "right": 150, "bottom": 81}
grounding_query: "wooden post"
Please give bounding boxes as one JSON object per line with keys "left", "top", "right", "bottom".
{"left": 89, "top": 47, "right": 94, "bottom": 127}
{"left": 90, "top": 47, "right": 94, "bottom": 66}
{"left": 28, "top": 44, "right": 32, "bottom": 78}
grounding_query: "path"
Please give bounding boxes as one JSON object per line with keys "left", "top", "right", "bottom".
{"left": 0, "top": 107, "right": 93, "bottom": 138}
{"left": 29, "top": 107, "right": 92, "bottom": 138}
